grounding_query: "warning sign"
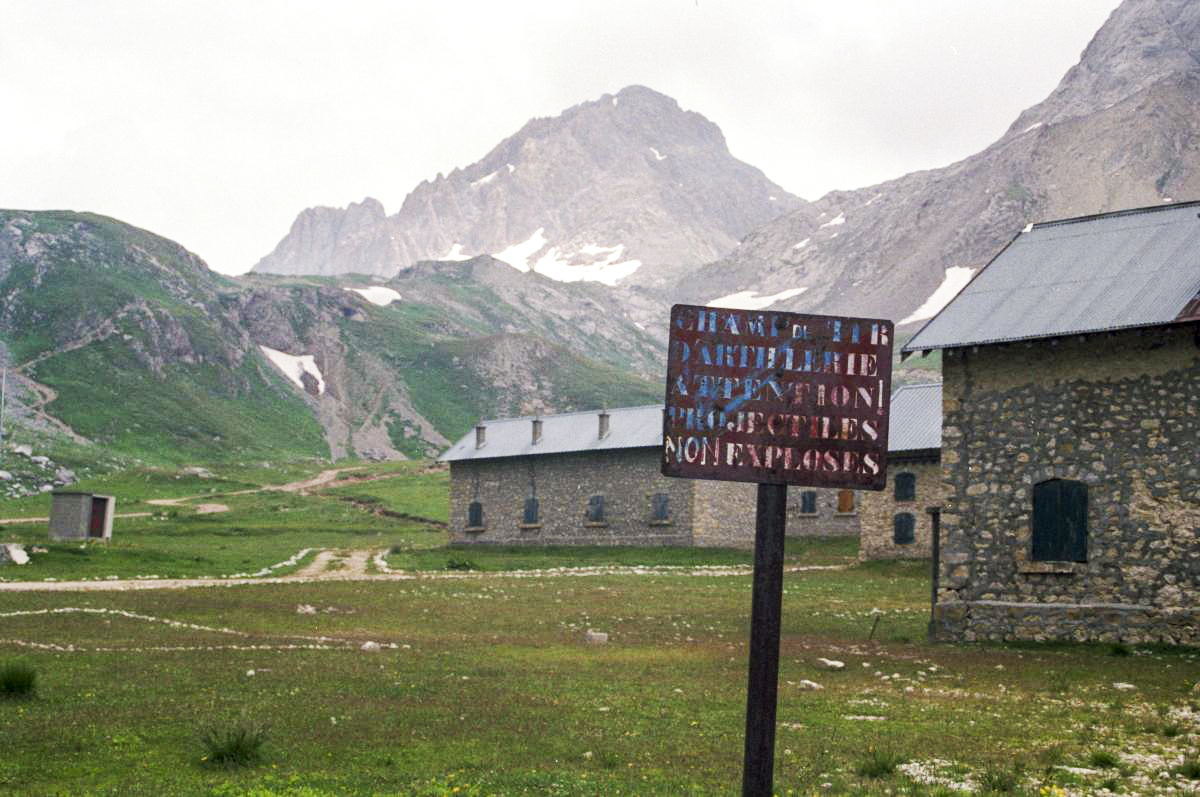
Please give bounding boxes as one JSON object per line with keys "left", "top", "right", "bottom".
{"left": 661, "top": 304, "right": 893, "bottom": 489}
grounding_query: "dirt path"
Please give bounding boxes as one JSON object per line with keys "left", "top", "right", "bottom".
{"left": 137, "top": 466, "right": 367, "bottom": 515}
{"left": 293, "top": 549, "right": 372, "bottom": 579}
{"left": 0, "top": 559, "right": 845, "bottom": 593}
{"left": 0, "top": 512, "right": 152, "bottom": 526}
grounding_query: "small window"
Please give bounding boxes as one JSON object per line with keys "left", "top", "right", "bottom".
{"left": 836, "top": 490, "right": 855, "bottom": 514}
{"left": 523, "top": 497, "right": 540, "bottom": 525}
{"left": 586, "top": 495, "right": 606, "bottom": 523}
{"left": 893, "top": 513, "right": 915, "bottom": 544}
{"left": 894, "top": 472, "right": 916, "bottom": 502}
{"left": 800, "top": 490, "right": 817, "bottom": 515}
{"left": 467, "top": 501, "right": 484, "bottom": 528}
{"left": 651, "top": 493, "right": 670, "bottom": 522}
{"left": 1032, "top": 479, "right": 1087, "bottom": 562}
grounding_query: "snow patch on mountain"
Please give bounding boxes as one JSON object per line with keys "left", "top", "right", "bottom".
{"left": 441, "top": 243, "right": 471, "bottom": 261}
{"left": 344, "top": 286, "right": 402, "bottom": 307}
{"left": 259, "top": 346, "right": 326, "bottom": 395}
{"left": 707, "top": 287, "right": 807, "bottom": 310}
{"left": 793, "top": 238, "right": 810, "bottom": 249}
{"left": 494, "top": 228, "right": 549, "bottom": 272}
{"left": 819, "top": 212, "right": 846, "bottom": 229}
{"left": 534, "top": 243, "right": 642, "bottom": 286}
{"left": 899, "top": 266, "right": 977, "bottom": 325}
{"left": 471, "top": 171, "right": 498, "bottom": 187}
{"left": 1022, "top": 121, "right": 1044, "bottom": 133}
{"left": 649, "top": 146, "right": 667, "bottom": 161}
{"left": 492, "top": 230, "right": 642, "bottom": 285}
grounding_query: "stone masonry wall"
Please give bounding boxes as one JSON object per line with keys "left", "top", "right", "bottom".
{"left": 859, "top": 455, "right": 941, "bottom": 561}
{"left": 692, "top": 479, "right": 759, "bottom": 548}
{"left": 448, "top": 448, "right": 696, "bottom": 546}
{"left": 786, "top": 488, "right": 862, "bottom": 538}
{"left": 934, "top": 324, "right": 1200, "bottom": 645}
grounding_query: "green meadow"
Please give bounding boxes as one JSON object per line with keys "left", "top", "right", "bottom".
{"left": 0, "top": 461, "right": 1197, "bottom": 796}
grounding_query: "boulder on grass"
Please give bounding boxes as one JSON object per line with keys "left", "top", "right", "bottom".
{"left": 0, "top": 544, "right": 29, "bottom": 565}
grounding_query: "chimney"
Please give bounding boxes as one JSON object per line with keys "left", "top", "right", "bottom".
{"left": 531, "top": 418, "right": 543, "bottom": 445}
{"left": 474, "top": 424, "right": 486, "bottom": 449}
{"left": 598, "top": 410, "right": 610, "bottom": 439}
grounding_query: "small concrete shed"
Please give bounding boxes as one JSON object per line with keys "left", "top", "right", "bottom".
{"left": 49, "top": 492, "right": 115, "bottom": 541}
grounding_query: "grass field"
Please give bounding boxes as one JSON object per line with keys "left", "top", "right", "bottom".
{"left": 1, "top": 462, "right": 1198, "bottom": 796}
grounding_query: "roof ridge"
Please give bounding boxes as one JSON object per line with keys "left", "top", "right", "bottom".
{"left": 476, "top": 403, "right": 662, "bottom": 425}
{"left": 1032, "top": 200, "right": 1200, "bottom": 230}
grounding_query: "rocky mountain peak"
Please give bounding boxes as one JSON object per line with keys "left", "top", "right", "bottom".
{"left": 254, "top": 86, "right": 802, "bottom": 282}
{"left": 1008, "top": 0, "right": 1200, "bottom": 135}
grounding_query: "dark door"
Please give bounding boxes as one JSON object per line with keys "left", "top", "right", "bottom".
{"left": 89, "top": 497, "right": 107, "bottom": 537}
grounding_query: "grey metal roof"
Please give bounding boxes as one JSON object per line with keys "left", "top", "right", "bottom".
{"left": 438, "top": 404, "right": 663, "bottom": 462}
{"left": 887, "top": 382, "right": 941, "bottom": 454}
{"left": 904, "top": 202, "right": 1200, "bottom": 352}
{"left": 440, "top": 387, "right": 943, "bottom": 462}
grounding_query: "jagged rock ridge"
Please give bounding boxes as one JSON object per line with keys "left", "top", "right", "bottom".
{"left": 673, "top": 0, "right": 1200, "bottom": 328}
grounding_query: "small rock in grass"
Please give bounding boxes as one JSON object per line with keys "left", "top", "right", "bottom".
{"left": 585, "top": 630, "right": 608, "bottom": 645}
{"left": 246, "top": 669, "right": 255, "bottom": 677}
{"left": 816, "top": 658, "right": 845, "bottom": 670}
{"left": 1192, "top": 682, "right": 1200, "bottom": 694}
{"left": 1, "top": 544, "right": 29, "bottom": 565}
{"left": 796, "top": 679, "right": 823, "bottom": 691}
{"left": 361, "top": 641, "right": 382, "bottom": 653}
{"left": 1112, "top": 682, "right": 1137, "bottom": 691}
{"left": 296, "top": 604, "right": 317, "bottom": 615}
{"left": 0, "top": 470, "right": 12, "bottom": 481}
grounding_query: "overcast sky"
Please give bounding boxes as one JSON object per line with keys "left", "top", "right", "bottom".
{"left": 1, "top": 0, "right": 1122, "bottom": 275}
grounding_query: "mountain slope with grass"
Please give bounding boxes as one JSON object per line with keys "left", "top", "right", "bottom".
{"left": 0, "top": 210, "right": 662, "bottom": 469}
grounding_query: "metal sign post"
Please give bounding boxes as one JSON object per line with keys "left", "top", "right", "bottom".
{"left": 661, "top": 304, "right": 893, "bottom": 797}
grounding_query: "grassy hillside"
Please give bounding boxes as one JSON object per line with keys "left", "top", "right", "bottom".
{"left": 2, "top": 211, "right": 666, "bottom": 467}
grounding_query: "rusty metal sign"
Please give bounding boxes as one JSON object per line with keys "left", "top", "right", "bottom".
{"left": 661, "top": 304, "right": 893, "bottom": 490}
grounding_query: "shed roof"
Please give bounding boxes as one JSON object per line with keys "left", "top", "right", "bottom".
{"left": 887, "top": 383, "right": 941, "bottom": 454}
{"left": 438, "top": 404, "right": 662, "bottom": 463}
{"left": 903, "top": 201, "right": 1200, "bottom": 353}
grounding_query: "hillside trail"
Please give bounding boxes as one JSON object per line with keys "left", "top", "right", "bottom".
{"left": 8, "top": 373, "right": 88, "bottom": 443}
{"left": 0, "top": 466, "right": 372, "bottom": 524}
{"left": 143, "top": 466, "right": 369, "bottom": 514}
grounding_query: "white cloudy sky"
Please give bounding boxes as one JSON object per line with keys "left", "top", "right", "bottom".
{"left": 1, "top": 0, "right": 1121, "bottom": 275}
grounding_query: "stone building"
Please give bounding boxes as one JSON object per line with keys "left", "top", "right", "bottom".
{"left": 858, "top": 382, "right": 943, "bottom": 561}
{"left": 904, "top": 202, "right": 1200, "bottom": 645}
{"left": 439, "top": 405, "right": 759, "bottom": 547}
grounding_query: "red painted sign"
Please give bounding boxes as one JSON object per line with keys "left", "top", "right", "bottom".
{"left": 661, "top": 304, "right": 893, "bottom": 489}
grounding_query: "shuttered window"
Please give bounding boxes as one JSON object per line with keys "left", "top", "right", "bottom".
{"left": 587, "top": 495, "right": 606, "bottom": 523}
{"left": 1032, "top": 479, "right": 1088, "bottom": 562}
{"left": 800, "top": 491, "right": 817, "bottom": 515}
{"left": 836, "top": 490, "right": 855, "bottom": 514}
{"left": 895, "top": 472, "right": 916, "bottom": 502}
{"left": 893, "top": 513, "right": 915, "bottom": 544}
{"left": 651, "top": 493, "right": 670, "bottom": 522}
{"left": 523, "top": 497, "right": 540, "bottom": 525}
{"left": 467, "top": 501, "right": 484, "bottom": 528}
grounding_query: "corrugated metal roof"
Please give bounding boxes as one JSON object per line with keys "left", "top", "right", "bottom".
{"left": 903, "top": 202, "right": 1200, "bottom": 352}
{"left": 887, "top": 382, "right": 941, "bottom": 454}
{"left": 438, "top": 404, "right": 663, "bottom": 462}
